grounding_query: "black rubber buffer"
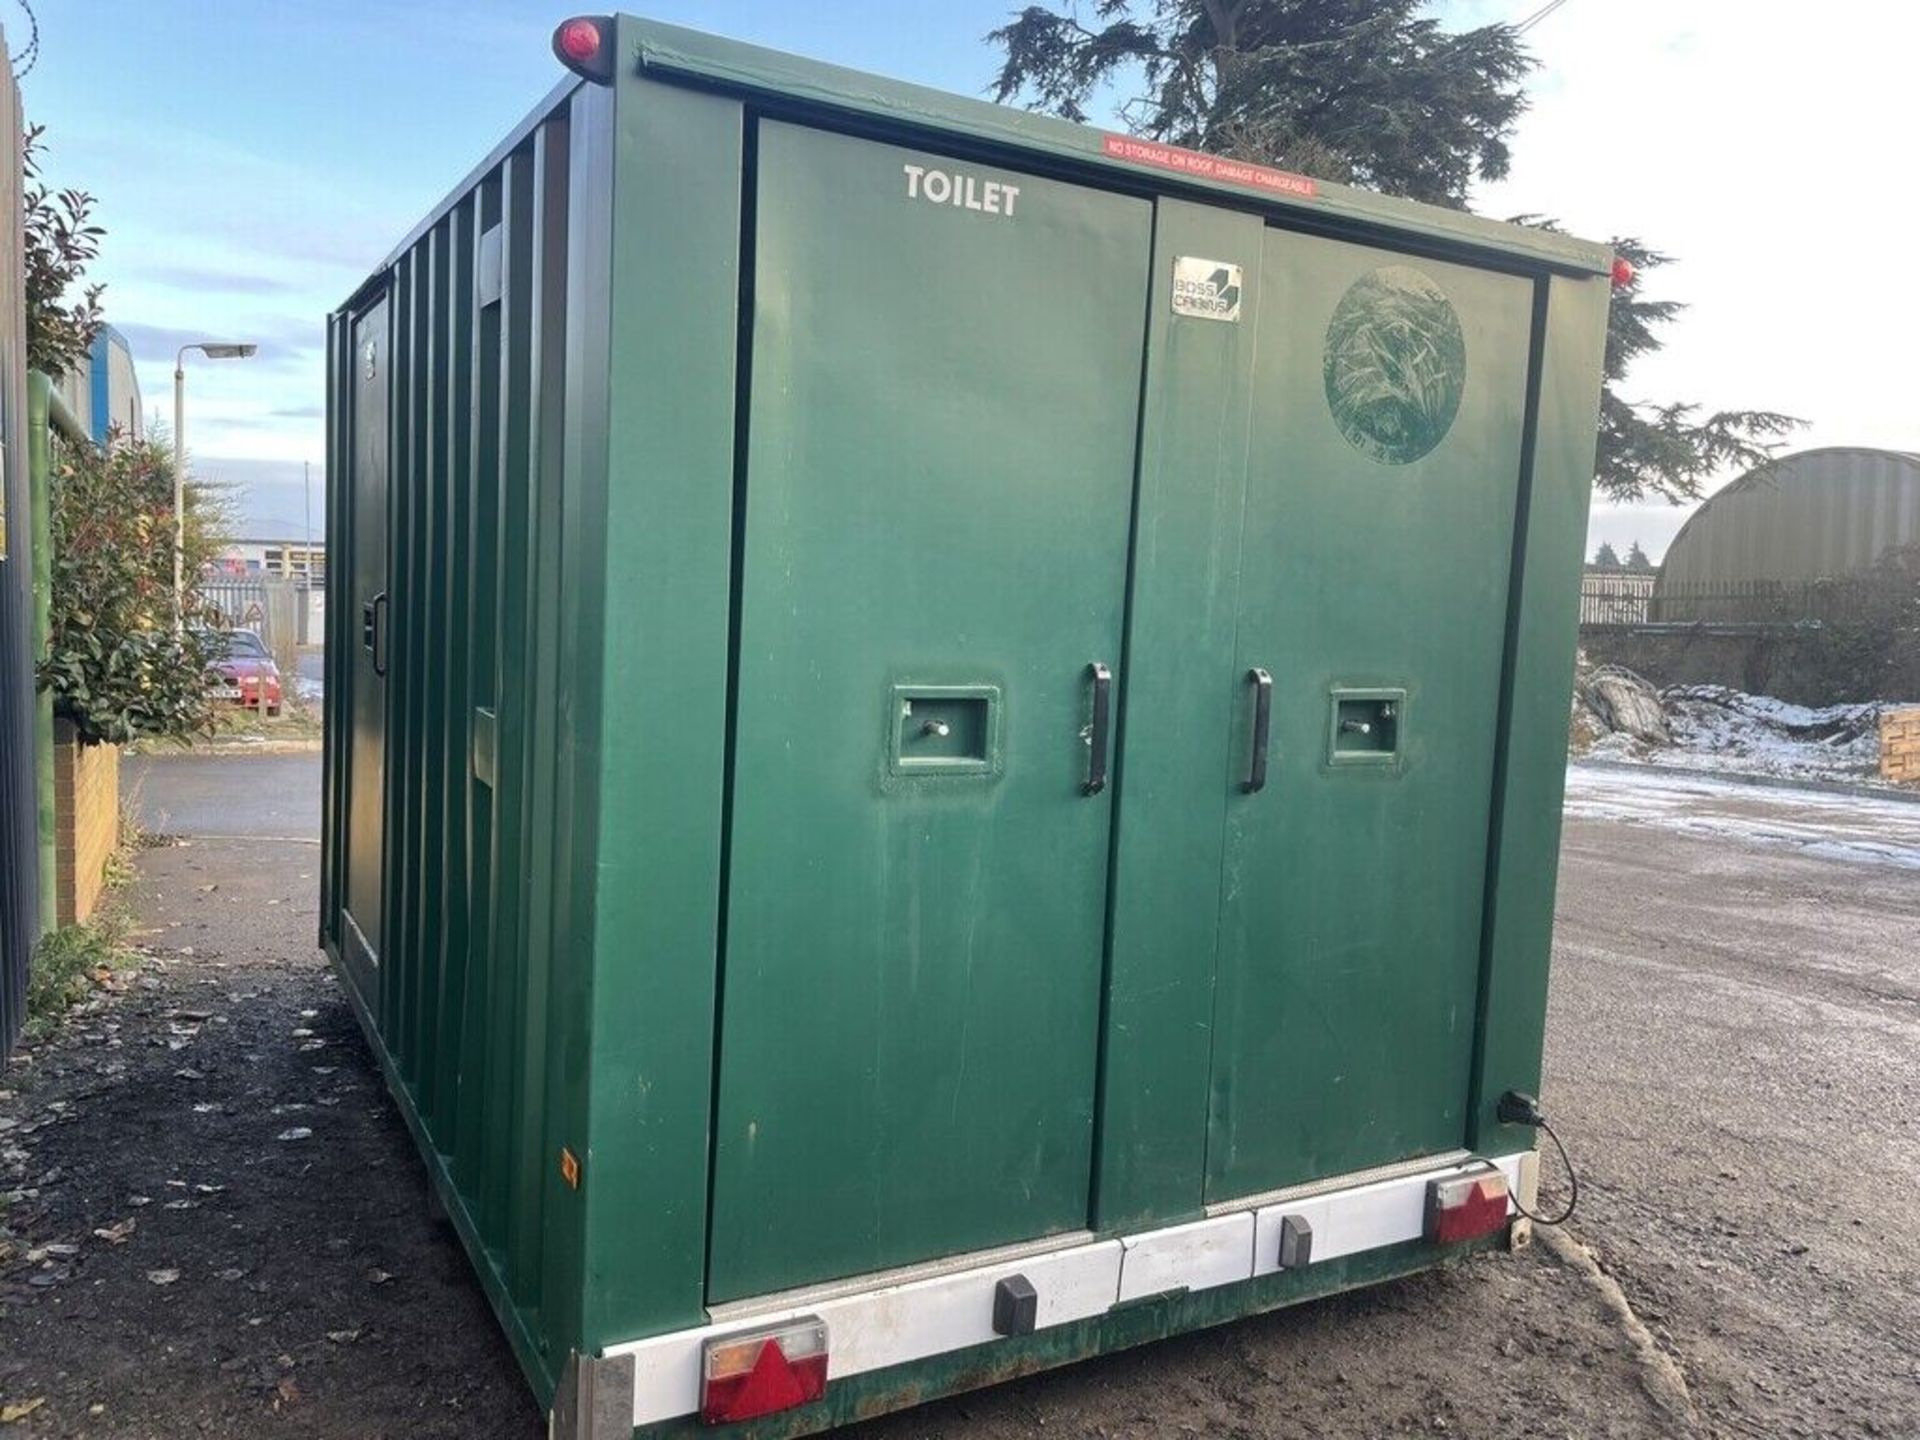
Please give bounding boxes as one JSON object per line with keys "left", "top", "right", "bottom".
{"left": 1279, "top": 1214, "right": 1313, "bottom": 1270}
{"left": 993, "top": 1274, "right": 1038, "bottom": 1336}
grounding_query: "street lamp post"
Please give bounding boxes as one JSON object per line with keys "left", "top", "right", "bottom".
{"left": 173, "top": 342, "right": 258, "bottom": 626}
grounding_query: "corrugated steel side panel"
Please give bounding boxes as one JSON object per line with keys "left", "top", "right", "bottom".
{"left": 0, "top": 33, "right": 37, "bottom": 1062}
{"left": 323, "top": 85, "right": 595, "bottom": 1393}
{"left": 1656, "top": 448, "right": 1920, "bottom": 597}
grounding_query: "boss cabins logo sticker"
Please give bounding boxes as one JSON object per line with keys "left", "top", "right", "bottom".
{"left": 1171, "top": 257, "right": 1243, "bottom": 322}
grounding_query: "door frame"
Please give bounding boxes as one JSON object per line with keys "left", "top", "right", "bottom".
{"left": 339, "top": 289, "right": 393, "bottom": 1006}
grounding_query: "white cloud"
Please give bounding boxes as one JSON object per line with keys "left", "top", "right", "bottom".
{"left": 1470, "top": 0, "right": 1920, "bottom": 559}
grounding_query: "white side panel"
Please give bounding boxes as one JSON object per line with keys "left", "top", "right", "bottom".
{"left": 1116, "top": 1213, "right": 1254, "bottom": 1302}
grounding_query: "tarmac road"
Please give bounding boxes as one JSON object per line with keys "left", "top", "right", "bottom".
{"left": 0, "top": 753, "right": 1913, "bottom": 1437}
{"left": 124, "top": 751, "right": 323, "bottom": 842}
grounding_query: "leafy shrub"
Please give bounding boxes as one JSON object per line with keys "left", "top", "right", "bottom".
{"left": 37, "top": 436, "right": 227, "bottom": 746}
{"left": 22, "top": 124, "right": 105, "bottom": 376}
{"left": 26, "top": 909, "right": 134, "bottom": 1043}
{"left": 1802, "top": 546, "right": 1920, "bottom": 703}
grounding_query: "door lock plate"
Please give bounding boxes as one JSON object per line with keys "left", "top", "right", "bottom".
{"left": 887, "top": 684, "right": 1002, "bottom": 778}
{"left": 1327, "top": 687, "right": 1405, "bottom": 765}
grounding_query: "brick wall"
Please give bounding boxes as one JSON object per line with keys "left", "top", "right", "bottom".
{"left": 53, "top": 719, "right": 120, "bottom": 926}
{"left": 1884, "top": 707, "right": 1920, "bottom": 786}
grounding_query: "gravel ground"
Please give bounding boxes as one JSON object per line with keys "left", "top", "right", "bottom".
{"left": 1547, "top": 775, "right": 1920, "bottom": 1438}
{"left": 1, "top": 754, "right": 1914, "bottom": 1437}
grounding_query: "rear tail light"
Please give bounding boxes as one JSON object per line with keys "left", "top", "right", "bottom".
{"left": 1425, "top": 1166, "right": 1510, "bottom": 1244}
{"left": 699, "top": 1317, "right": 828, "bottom": 1425}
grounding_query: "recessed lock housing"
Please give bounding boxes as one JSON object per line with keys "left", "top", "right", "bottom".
{"left": 888, "top": 684, "right": 1002, "bottom": 777}
{"left": 1328, "top": 687, "right": 1405, "bottom": 765}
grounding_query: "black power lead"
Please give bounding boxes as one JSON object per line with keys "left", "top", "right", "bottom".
{"left": 1492, "top": 1089, "right": 1578, "bottom": 1226}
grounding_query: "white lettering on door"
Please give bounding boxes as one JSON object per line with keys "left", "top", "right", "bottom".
{"left": 904, "top": 163, "right": 1020, "bottom": 218}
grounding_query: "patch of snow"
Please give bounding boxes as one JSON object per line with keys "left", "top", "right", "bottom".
{"left": 1653, "top": 686, "right": 1890, "bottom": 784}
{"left": 1564, "top": 764, "right": 1920, "bottom": 869}
{"left": 1570, "top": 659, "right": 1914, "bottom": 788}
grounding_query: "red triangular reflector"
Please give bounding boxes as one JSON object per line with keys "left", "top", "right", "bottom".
{"left": 720, "top": 1341, "right": 809, "bottom": 1422}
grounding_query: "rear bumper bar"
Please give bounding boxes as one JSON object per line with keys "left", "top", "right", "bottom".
{"left": 571, "top": 1151, "right": 1526, "bottom": 1433}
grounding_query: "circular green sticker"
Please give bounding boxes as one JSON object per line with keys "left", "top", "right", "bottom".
{"left": 1323, "top": 266, "right": 1466, "bottom": 465}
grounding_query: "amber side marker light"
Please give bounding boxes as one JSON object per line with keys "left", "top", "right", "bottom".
{"left": 553, "top": 16, "right": 615, "bottom": 84}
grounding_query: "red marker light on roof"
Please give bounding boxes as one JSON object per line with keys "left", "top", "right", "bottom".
{"left": 700, "top": 1318, "right": 829, "bottom": 1425}
{"left": 557, "top": 18, "right": 599, "bottom": 62}
{"left": 1610, "top": 255, "right": 1636, "bottom": 289}
{"left": 552, "top": 17, "right": 614, "bottom": 84}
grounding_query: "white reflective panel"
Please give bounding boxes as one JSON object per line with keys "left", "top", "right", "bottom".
{"left": 1116, "top": 1213, "right": 1255, "bottom": 1302}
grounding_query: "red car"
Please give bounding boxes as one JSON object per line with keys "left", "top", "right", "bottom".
{"left": 207, "top": 629, "right": 283, "bottom": 717}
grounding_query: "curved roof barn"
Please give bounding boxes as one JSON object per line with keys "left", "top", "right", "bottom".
{"left": 1656, "top": 447, "right": 1920, "bottom": 596}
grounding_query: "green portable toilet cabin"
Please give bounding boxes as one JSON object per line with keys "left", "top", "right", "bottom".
{"left": 321, "top": 15, "right": 1612, "bottom": 1436}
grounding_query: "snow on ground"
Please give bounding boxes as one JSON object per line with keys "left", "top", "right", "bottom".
{"left": 1583, "top": 684, "right": 1908, "bottom": 787}
{"left": 1564, "top": 763, "right": 1920, "bottom": 869}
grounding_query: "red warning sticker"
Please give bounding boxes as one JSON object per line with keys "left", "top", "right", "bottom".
{"left": 1101, "top": 134, "right": 1318, "bottom": 200}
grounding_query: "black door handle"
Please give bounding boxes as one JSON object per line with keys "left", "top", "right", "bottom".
{"left": 1084, "top": 662, "right": 1112, "bottom": 796}
{"left": 1243, "top": 667, "right": 1273, "bottom": 793}
{"left": 370, "top": 591, "right": 389, "bottom": 678}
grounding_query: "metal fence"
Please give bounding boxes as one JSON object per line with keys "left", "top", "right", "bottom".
{"left": 1646, "top": 578, "right": 1898, "bottom": 627}
{"left": 1577, "top": 571, "right": 1657, "bottom": 625}
{"left": 202, "top": 576, "right": 324, "bottom": 651}
{"left": 1581, "top": 572, "right": 1909, "bottom": 629}
{"left": 0, "top": 36, "right": 33, "bottom": 1061}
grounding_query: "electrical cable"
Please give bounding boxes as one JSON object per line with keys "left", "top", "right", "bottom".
{"left": 1515, "top": 0, "right": 1574, "bottom": 35}
{"left": 1487, "top": 1089, "right": 1579, "bottom": 1226}
{"left": 1508, "top": 1114, "right": 1578, "bottom": 1226}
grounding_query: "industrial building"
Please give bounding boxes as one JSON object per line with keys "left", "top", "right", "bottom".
{"left": 52, "top": 323, "right": 144, "bottom": 444}
{"left": 1653, "top": 447, "right": 1920, "bottom": 619}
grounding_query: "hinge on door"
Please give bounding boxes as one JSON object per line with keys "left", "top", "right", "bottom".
{"left": 549, "top": 1351, "right": 635, "bottom": 1440}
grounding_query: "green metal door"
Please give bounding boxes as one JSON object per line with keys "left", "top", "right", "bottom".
{"left": 1205, "top": 230, "right": 1535, "bottom": 1201}
{"left": 342, "top": 296, "right": 390, "bottom": 995}
{"left": 708, "top": 121, "right": 1152, "bottom": 1302}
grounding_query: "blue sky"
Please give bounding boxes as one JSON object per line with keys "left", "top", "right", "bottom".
{"left": 17, "top": 1, "right": 1918, "bottom": 557}
{"left": 19, "top": 1, "right": 1035, "bottom": 538}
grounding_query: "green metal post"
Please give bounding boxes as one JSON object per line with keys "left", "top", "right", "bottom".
{"left": 26, "top": 373, "right": 56, "bottom": 937}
